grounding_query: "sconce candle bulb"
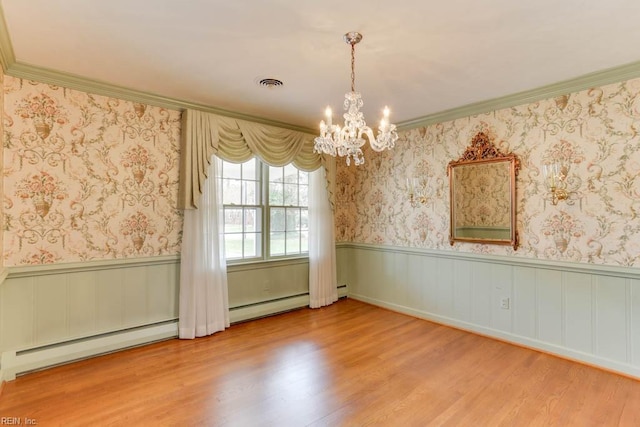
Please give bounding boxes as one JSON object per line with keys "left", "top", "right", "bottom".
{"left": 543, "top": 162, "right": 569, "bottom": 205}
{"left": 407, "top": 177, "right": 427, "bottom": 207}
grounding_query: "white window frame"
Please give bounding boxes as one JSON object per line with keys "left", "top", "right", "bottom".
{"left": 220, "top": 158, "right": 309, "bottom": 263}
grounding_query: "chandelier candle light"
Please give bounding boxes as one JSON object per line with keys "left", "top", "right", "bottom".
{"left": 314, "top": 32, "right": 398, "bottom": 166}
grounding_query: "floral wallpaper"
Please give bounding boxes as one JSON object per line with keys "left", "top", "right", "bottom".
{"left": 0, "top": 70, "right": 4, "bottom": 266}
{"left": 335, "top": 78, "right": 640, "bottom": 267}
{"left": 3, "top": 77, "right": 182, "bottom": 266}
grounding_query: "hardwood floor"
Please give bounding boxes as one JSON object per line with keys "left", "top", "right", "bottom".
{"left": 2, "top": 298, "right": 640, "bottom": 426}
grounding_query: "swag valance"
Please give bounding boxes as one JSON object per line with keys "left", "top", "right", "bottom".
{"left": 178, "top": 109, "right": 323, "bottom": 209}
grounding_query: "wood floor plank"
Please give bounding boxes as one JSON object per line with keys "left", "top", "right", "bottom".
{"left": 1, "top": 298, "right": 639, "bottom": 426}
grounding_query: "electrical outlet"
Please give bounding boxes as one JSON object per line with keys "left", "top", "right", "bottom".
{"left": 500, "top": 297, "right": 510, "bottom": 309}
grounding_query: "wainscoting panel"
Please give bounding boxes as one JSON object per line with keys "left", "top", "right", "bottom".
{"left": 563, "top": 271, "right": 593, "bottom": 354}
{"left": 595, "top": 275, "right": 628, "bottom": 362}
{"left": 632, "top": 279, "right": 640, "bottom": 366}
{"left": 227, "top": 258, "right": 310, "bottom": 309}
{"left": 533, "top": 269, "right": 563, "bottom": 345}
{"left": 512, "top": 266, "right": 537, "bottom": 339}
{"left": 0, "top": 256, "right": 181, "bottom": 355}
{"left": 1, "top": 255, "right": 329, "bottom": 380}
{"left": 1, "top": 276, "right": 35, "bottom": 350}
{"left": 337, "top": 243, "right": 640, "bottom": 378}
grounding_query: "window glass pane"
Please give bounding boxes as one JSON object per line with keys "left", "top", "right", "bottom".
{"left": 242, "top": 158, "right": 258, "bottom": 180}
{"left": 286, "top": 232, "right": 301, "bottom": 254}
{"left": 243, "top": 233, "right": 260, "bottom": 258}
{"left": 224, "top": 161, "right": 242, "bottom": 179}
{"left": 244, "top": 208, "right": 258, "bottom": 232}
{"left": 224, "top": 208, "right": 243, "bottom": 233}
{"left": 299, "top": 171, "right": 309, "bottom": 185}
{"left": 299, "top": 184, "right": 308, "bottom": 206}
{"left": 286, "top": 209, "right": 300, "bottom": 231}
{"left": 269, "top": 165, "right": 283, "bottom": 183}
{"left": 270, "top": 207, "right": 285, "bottom": 232}
{"left": 269, "top": 182, "right": 284, "bottom": 205}
{"left": 225, "top": 234, "right": 243, "bottom": 259}
{"left": 301, "top": 231, "right": 309, "bottom": 252}
{"left": 243, "top": 180, "right": 258, "bottom": 205}
{"left": 222, "top": 179, "right": 241, "bottom": 205}
{"left": 270, "top": 232, "right": 285, "bottom": 256}
{"left": 300, "top": 209, "right": 308, "bottom": 231}
{"left": 284, "top": 164, "right": 298, "bottom": 183}
{"left": 284, "top": 183, "right": 298, "bottom": 205}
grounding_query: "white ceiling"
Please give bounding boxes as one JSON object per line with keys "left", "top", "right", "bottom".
{"left": 3, "top": 0, "right": 640, "bottom": 131}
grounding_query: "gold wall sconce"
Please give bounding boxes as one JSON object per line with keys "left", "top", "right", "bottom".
{"left": 543, "top": 162, "right": 569, "bottom": 205}
{"left": 406, "top": 177, "right": 428, "bottom": 207}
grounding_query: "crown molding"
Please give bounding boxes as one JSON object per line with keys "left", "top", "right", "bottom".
{"left": 396, "top": 60, "right": 640, "bottom": 131}
{"left": 6, "top": 62, "right": 316, "bottom": 134}
{"left": 0, "top": 5, "right": 15, "bottom": 72}
{"left": 12, "top": 56, "right": 637, "bottom": 135}
{"left": 1, "top": 1, "right": 640, "bottom": 135}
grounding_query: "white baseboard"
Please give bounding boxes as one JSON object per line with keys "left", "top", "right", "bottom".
{"left": 230, "top": 286, "right": 348, "bottom": 323}
{"left": 350, "top": 293, "right": 640, "bottom": 380}
{"left": 231, "top": 295, "right": 310, "bottom": 323}
{"left": 1, "top": 321, "right": 178, "bottom": 381}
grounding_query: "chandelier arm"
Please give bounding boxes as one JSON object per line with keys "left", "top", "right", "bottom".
{"left": 359, "top": 126, "right": 375, "bottom": 147}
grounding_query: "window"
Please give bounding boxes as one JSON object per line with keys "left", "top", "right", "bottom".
{"left": 220, "top": 158, "right": 309, "bottom": 261}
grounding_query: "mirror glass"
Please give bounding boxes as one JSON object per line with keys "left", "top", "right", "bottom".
{"left": 448, "top": 132, "right": 519, "bottom": 250}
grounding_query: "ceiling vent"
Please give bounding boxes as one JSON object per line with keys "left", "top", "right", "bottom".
{"left": 257, "top": 78, "right": 283, "bottom": 89}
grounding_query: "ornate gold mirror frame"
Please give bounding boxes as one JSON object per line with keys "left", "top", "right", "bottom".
{"left": 447, "top": 132, "right": 520, "bottom": 250}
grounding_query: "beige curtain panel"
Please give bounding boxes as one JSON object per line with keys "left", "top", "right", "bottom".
{"left": 178, "top": 109, "right": 323, "bottom": 209}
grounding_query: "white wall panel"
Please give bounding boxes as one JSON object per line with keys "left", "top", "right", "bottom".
{"left": 436, "top": 257, "right": 454, "bottom": 317}
{"left": 0, "top": 257, "right": 181, "bottom": 354}
{"left": 536, "top": 269, "right": 563, "bottom": 345}
{"left": 147, "top": 263, "right": 178, "bottom": 322}
{"left": 491, "top": 263, "right": 513, "bottom": 333}
{"left": 341, "top": 243, "right": 640, "bottom": 378}
{"left": 406, "top": 254, "right": 424, "bottom": 312}
{"left": 392, "top": 252, "right": 408, "bottom": 306}
{"left": 422, "top": 256, "right": 439, "bottom": 313}
{"left": 563, "top": 272, "right": 593, "bottom": 354}
{"left": 595, "top": 276, "right": 627, "bottom": 362}
{"left": 0, "top": 255, "right": 319, "bottom": 378}
{"left": 34, "top": 274, "right": 67, "bottom": 345}
{"left": 1, "top": 277, "right": 34, "bottom": 349}
{"left": 67, "top": 271, "right": 98, "bottom": 337}
{"left": 632, "top": 279, "right": 640, "bottom": 366}
{"left": 227, "top": 259, "right": 309, "bottom": 309}
{"left": 123, "top": 267, "right": 148, "bottom": 326}
{"left": 471, "top": 261, "right": 492, "bottom": 327}
{"left": 96, "top": 268, "right": 125, "bottom": 331}
{"left": 513, "top": 266, "right": 537, "bottom": 338}
{"left": 453, "top": 261, "right": 472, "bottom": 322}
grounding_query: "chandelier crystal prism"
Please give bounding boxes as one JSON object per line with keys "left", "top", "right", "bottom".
{"left": 314, "top": 32, "right": 398, "bottom": 166}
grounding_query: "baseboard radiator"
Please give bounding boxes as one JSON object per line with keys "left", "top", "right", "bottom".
{"left": 0, "top": 321, "right": 178, "bottom": 381}
{"left": 0, "top": 285, "right": 348, "bottom": 381}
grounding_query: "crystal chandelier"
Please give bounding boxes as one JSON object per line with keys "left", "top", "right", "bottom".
{"left": 314, "top": 32, "right": 398, "bottom": 166}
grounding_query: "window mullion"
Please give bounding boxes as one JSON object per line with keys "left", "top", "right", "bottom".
{"left": 262, "top": 162, "right": 270, "bottom": 260}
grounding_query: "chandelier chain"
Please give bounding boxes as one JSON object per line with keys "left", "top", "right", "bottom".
{"left": 350, "top": 42, "right": 356, "bottom": 93}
